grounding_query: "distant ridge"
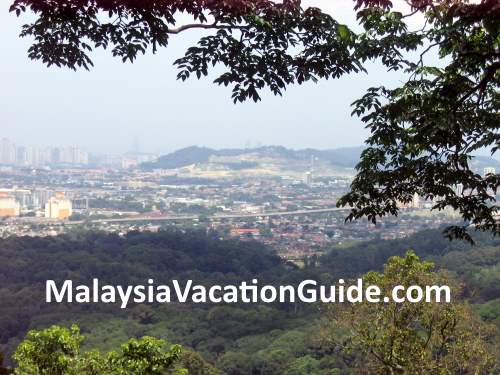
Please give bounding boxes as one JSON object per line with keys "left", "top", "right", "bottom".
{"left": 141, "top": 146, "right": 500, "bottom": 173}
{"left": 141, "top": 145, "right": 365, "bottom": 170}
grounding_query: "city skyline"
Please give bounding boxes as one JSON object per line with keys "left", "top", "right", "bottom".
{"left": 0, "top": 136, "right": 89, "bottom": 167}
{"left": 2, "top": 1, "right": 496, "bottom": 159}
{"left": 2, "top": 135, "right": 499, "bottom": 166}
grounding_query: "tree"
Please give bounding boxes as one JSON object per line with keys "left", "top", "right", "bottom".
{"left": 218, "top": 352, "right": 252, "bottom": 375}
{"left": 14, "top": 325, "right": 83, "bottom": 375}
{"left": 284, "top": 355, "right": 320, "bottom": 375}
{"left": 338, "top": 0, "right": 500, "bottom": 243}
{"left": 326, "top": 251, "right": 497, "bottom": 374}
{"left": 133, "top": 305, "right": 158, "bottom": 325}
{"left": 173, "top": 350, "right": 223, "bottom": 375}
{"left": 0, "top": 353, "right": 12, "bottom": 375}
{"left": 9, "top": 1, "right": 499, "bottom": 241}
{"left": 13, "top": 325, "right": 186, "bottom": 375}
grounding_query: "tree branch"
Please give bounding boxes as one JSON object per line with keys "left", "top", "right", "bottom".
{"left": 454, "top": 61, "right": 500, "bottom": 110}
{"left": 167, "top": 22, "right": 247, "bottom": 34}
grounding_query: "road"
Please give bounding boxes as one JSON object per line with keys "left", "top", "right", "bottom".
{"left": 66, "top": 207, "right": 350, "bottom": 225}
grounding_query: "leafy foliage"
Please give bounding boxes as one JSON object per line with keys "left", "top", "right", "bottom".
{"left": 0, "top": 230, "right": 498, "bottom": 373}
{"left": 13, "top": 325, "right": 185, "bottom": 375}
{"left": 4, "top": 237, "right": 499, "bottom": 374}
{"left": 339, "top": 0, "right": 500, "bottom": 242}
{"left": 327, "top": 251, "right": 497, "bottom": 374}
{"left": 0, "top": 230, "right": 320, "bottom": 373}
{"left": 9, "top": 0, "right": 362, "bottom": 103}
{"left": 9, "top": 0, "right": 500, "bottom": 240}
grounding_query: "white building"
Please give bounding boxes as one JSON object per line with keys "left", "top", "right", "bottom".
{"left": 0, "top": 138, "right": 16, "bottom": 165}
{"left": 484, "top": 167, "right": 496, "bottom": 177}
{"left": 304, "top": 171, "right": 313, "bottom": 186}
{"left": 45, "top": 193, "right": 73, "bottom": 219}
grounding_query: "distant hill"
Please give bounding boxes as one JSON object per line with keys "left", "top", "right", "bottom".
{"left": 141, "top": 145, "right": 365, "bottom": 170}
{"left": 142, "top": 146, "right": 500, "bottom": 176}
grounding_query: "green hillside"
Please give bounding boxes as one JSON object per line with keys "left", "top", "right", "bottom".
{"left": 0, "top": 229, "right": 498, "bottom": 373}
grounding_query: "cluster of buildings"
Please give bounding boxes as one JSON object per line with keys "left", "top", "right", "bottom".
{"left": 453, "top": 167, "right": 497, "bottom": 197}
{"left": 0, "top": 189, "right": 72, "bottom": 219}
{"left": 0, "top": 165, "right": 468, "bottom": 255}
{"left": 0, "top": 160, "right": 497, "bottom": 258}
{"left": 0, "top": 136, "right": 161, "bottom": 169}
{"left": 0, "top": 137, "right": 89, "bottom": 167}
{"left": 0, "top": 136, "right": 165, "bottom": 173}
{"left": 395, "top": 167, "right": 498, "bottom": 210}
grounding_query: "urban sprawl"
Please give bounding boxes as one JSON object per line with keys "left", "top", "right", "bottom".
{"left": 0, "top": 137, "right": 495, "bottom": 262}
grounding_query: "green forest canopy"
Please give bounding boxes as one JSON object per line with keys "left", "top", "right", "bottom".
{"left": 0, "top": 229, "right": 498, "bottom": 373}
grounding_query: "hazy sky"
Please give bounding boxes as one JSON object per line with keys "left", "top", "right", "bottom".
{"left": 1, "top": 1, "right": 411, "bottom": 155}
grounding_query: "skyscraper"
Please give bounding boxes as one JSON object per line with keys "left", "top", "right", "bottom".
{"left": 0, "top": 138, "right": 16, "bottom": 165}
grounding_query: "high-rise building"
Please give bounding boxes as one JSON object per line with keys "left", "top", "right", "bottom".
{"left": 304, "top": 171, "right": 313, "bottom": 186}
{"left": 0, "top": 138, "right": 16, "bottom": 165}
{"left": 11, "top": 189, "right": 32, "bottom": 209}
{"left": 0, "top": 138, "right": 91, "bottom": 166}
{"left": 32, "top": 189, "right": 53, "bottom": 209}
{"left": 52, "top": 146, "right": 89, "bottom": 165}
{"left": 77, "top": 149, "right": 89, "bottom": 165}
{"left": 27, "top": 146, "right": 40, "bottom": 166}
{"left": 72, "top": 198, "right": 89, "bottom": 210}
{"left": 16, "top": 146, "right": 27, "bottom": 166}
{"left": 16, "top": 145, "right": 42, "bottom": 166}
{"left": 0, "top": 193, "right": 20, "bottom": 217}
{"left": 455, "top": 183, "right": 464, "bottom": 196}
{"left": 51, "top": 147, "right": 61, "bottom": 164}
{"left": 41, "top": 147, "right": 54, "bottom": 165}
{"left": 45, "top": 192, "right": 73, "bottom": 219}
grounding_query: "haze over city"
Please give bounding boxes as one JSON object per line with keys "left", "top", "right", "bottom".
{"left": 0, "top": 1, "right": 411, "bottom": 154}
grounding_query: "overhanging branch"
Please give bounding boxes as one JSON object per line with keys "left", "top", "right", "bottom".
{"left": 167, "top": 22, "right": 247, "bottom": 34}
